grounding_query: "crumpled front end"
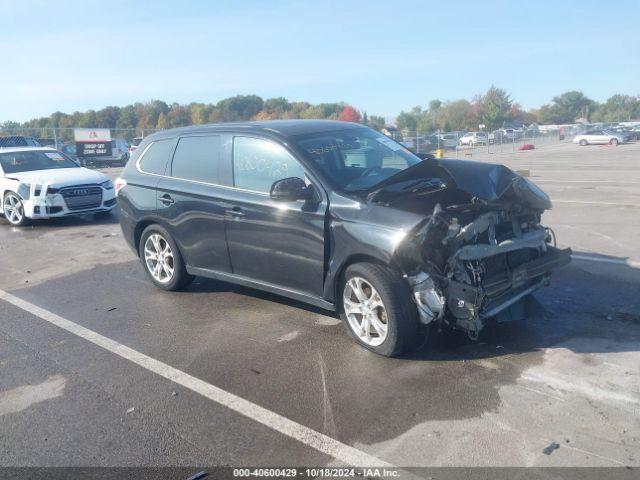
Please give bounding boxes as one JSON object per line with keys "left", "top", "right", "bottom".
{"left": 388, "top": 164, "right": 571, "bottom": 338}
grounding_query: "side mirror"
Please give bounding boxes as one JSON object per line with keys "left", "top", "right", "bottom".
{"left": 270, "top": 177, "right": 315, "bottom": 202}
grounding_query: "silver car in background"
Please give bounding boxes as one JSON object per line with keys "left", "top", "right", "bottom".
{"left": 573, "top": 130, "right": 625, "bottom": 146}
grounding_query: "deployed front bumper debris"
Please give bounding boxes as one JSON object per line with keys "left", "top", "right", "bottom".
{"left": 405, "top": 205, "right": 571, "bottom": 338}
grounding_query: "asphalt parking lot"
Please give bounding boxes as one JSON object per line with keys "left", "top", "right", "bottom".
{"left": 0, "top": 141, "right": 639, "bottom": 469}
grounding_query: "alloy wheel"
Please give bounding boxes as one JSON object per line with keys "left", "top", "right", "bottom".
{"left": 3, "top": 194, "right": 24, "bottom": 225}
{"left": 144, "top": 233, "right": 175, "bottom": 283}
{"left": 343, "top": 276, "right": 389, "bottom": 346}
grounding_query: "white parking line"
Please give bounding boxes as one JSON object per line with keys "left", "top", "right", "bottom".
{"left": 0, "top": 288, "right": 392, "bottom": 468}
{"left": 571, "top": 254, "right": 640, "bottom": 269}
{"left": 536, "top": 180, "right": 640, "bottom": 184}
{"left": 553, "top": 200, "right": 638, "bottom": 207}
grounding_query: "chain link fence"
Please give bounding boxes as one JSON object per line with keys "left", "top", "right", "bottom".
{"left": 387, "top": 125, "right": 582, "bottom": 158}
{"left": 0, "top": 127, "right": 162, "bottom": 149}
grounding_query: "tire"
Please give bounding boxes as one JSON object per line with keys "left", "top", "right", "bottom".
{"left": 2, "top": 192, "right": 29, "bottom": 227}
{"left": 610, "top": 138, "right": 619, "bottom": 146}
{"left": 579, "top": 139, "right": 588, "bottom": 146}
{"left": 339, "top": 262, "right": 423, "bottom": 357}
{"left": 139, "top": 224, "right": 194, "bottom": 291}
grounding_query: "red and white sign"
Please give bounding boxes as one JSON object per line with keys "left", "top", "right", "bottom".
{"left": 73, "top": 128, "right": 112, "bottom": 143}
{"left": 74, "top": 128, "right": 113, "bottom": 157}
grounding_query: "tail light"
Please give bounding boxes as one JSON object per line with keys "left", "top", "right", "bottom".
{"left": 114, "top": 177, "right": 127, "bottom": 196}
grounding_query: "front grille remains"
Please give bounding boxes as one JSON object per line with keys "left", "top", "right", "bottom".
{"left": 60, "top": 185, "right": 103, "bottom": 211}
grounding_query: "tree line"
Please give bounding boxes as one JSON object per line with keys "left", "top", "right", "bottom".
{"left": 395, "top": 88, "right": 640, "bottom": 132}
{"left": 2, "top": 88, "right": 639, "bottom": 139}
{"left": 1, "top": 96, "right": 383, "bottom": 140}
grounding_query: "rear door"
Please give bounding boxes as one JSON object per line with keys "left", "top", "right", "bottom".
{"left": 223, "top": 135, "right": 327, "bottom": 297}
{"left": 156, "top": 134, "right": 232, "bottom": 272}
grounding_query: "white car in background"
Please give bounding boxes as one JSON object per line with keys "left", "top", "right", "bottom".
{"left": 573, "top": 130, "right": 625, "bottom": 146}
{"left": 500, "top": 128, "right": 516, "bottom": 139}
{"left": 0, "top": 147, "right": 116, "bottom": 226}
{"left": 458, "top": 132, "right": 487, "bottom": 146}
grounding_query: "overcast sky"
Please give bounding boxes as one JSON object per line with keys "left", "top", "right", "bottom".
{"left": 2, "top": 0, "right": 639, "bottom": 122}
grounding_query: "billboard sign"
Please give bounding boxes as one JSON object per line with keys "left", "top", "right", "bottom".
{"left": 74, "top": 128, "right": 112, "bottom": 157}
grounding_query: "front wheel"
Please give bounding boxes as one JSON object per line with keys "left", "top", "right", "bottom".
{"left": 340, "top": 262, "right": 423, "bottom": 357}
{"left": 579, "top": 139, "right": 588, "bottom": 146}
{"left": 139, "top": 225, "right": 194, "bottom": 291}
{"left": 2, "top": 192, "right": 29, "bottom": 226}
{"left": 610, "top": 138, "right": 619, "bottom": 146}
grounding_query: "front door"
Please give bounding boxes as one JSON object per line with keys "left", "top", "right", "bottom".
{"left": 224, "top": 136, "right": 327, "bottom": 297}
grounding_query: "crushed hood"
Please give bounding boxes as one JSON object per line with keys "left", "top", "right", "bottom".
{"left": 4, "top": 168, "right": 108, "bottom": 188}
{"left": 367, "top": 158, "right": 552, "bottom": 211}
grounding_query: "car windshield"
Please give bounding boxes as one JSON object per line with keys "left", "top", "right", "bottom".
{"left": 293, "top": 128, "right": 421, "bottom": 192}
{"left": 0, "top": 150, "right": 78, "bottom": 173}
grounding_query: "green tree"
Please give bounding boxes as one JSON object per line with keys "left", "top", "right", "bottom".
{"left": 116, "top": 105, "right": 137, "bottom": 132}
{"left": 166, "top": 103, "right": 191, "bottom": 128}
{"left": 263, "top": 97, "right": 291, "bottom": 115}
{"left": 77, "top": 110, "right": 97, "bottom": 128}
{"left": 475, "top": 86, "right": 513, "bottom": 130}
{"left": 95, "top": 106, "right": 121, "bottom": 129}
{"left": 395, "top": 110, "right": 418, "bottom": 131}
{"left": 216, "top": 95, "right": 264, "bottom": 121}
{"left": 592, "top": 94, "right": 640, "bottom": 122}
{"left": 538, "top": 91, "right": 597, "bottom": 124}
{"left": 368, "top": 115, "right": 386, "bottom": 131}
{"left": 438, "top": 99, "right": 474, "bottom": 131}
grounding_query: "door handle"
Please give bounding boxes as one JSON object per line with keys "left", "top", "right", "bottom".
{"left": 159, "top": 194, "right": 174, "bottom": 205}
{"left": 226, "top": 207, "right": 245, "bottom": 218}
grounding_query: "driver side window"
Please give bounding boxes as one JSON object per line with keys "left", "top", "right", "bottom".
{"left": 233, "top": 136, "right": 305, "bottom": 193}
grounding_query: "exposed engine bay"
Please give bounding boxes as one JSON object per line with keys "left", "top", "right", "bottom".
{"left": 370, "top": 158, "right": 572, "bottom": 338}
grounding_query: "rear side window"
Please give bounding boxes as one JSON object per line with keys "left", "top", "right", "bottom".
{"left": 138, "top": 139, "right": 174, "bottom": 175}
{"left": 171, "top": 135, "right": 221, "bottom": 184}
{"left": 233, "top": 136, "right": 305, "bottom": 193}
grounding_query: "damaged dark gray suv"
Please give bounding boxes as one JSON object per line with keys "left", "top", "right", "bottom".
{"left": 116, "top": 120, "right": 571, "bottom": 356}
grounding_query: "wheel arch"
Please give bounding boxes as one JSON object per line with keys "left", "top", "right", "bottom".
{"left": 133, "top": 217, "right": 172, "bottom": 257}
{"left": 328, "top": 253, "right": 406, "bottom": 311}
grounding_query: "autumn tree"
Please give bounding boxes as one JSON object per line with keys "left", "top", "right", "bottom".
{"left": 338, "top": 105, "right": 361, "bottom": 122}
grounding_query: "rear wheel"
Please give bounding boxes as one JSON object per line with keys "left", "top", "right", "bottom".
{"left": 2, "top": 192, "right": 29, "bottom": 226}
{"left": 579, "top": 139, "right": 588, "bottom": 146}
{"left": 340, "top": 262, "right": 423, "bottom": 357}
{"left": 139, "top": 225, "right": 194, "bottom": 291}
{"left": 610, "top": 138, "right": 619, "bottom": 146}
